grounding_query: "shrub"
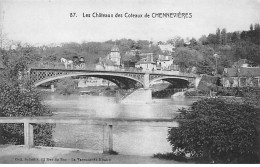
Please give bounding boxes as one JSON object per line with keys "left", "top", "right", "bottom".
{"left": 168, "top": 98, "right": 259, "bottom": 163}
{"left": 241, "top": 87, "right": 260, "bottom": 107}
{"left": 0, "top": 78, "right": 55, "bottom": 146}
{"left": 153, "top": 152, "right": 188, "bottom": 162}
{"left": 0, "top": 48, "right": 55, "bottom": 146}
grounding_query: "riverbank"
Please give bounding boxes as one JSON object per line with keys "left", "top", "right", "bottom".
{"left": 0, "top": 145, "right": 184, "bottom": 164}
{"left": 40, "top": 86, "right": 133, "bottom": 98}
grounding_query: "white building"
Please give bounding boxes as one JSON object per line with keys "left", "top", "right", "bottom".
{"left": 107, "top": 45, "right": 121, "bottom": 66}
{"left": 135, "top": 54, "right": 156, "bottom": 71}
{"left": 158, "top": 44, "right": 175, "bottom": 54}
{"left": 96, "top": 45, "right": 121, "bottom": 70}
{"left": 156, "top": 55, "right": 174, "bottom": 70}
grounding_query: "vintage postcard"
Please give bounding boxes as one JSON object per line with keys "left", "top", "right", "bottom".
{"left": 0, "top": 0, "right": 260, "bottom": 164}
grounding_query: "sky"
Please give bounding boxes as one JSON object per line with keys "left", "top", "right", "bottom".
{"left": 1, "top": 0, "right": 260, "bottom": 45}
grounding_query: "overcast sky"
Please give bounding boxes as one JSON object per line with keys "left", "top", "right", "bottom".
{"left": 1, "top": 0, "right": 260, "bottom": 45}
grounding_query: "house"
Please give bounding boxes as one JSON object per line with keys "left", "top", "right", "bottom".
{"left": 222, "top": 67, "right": 260, "bottom": 87}
{"left": 96, "top": 45, "right": 121, "bottom": 70}
{"left": 108, "top": 45, "right": 121, "bottom": 66}
{"left": 122, "top": 49, "right": 140, "bottom": 68}
{"left": 156, "top": 54, "right": 174, "bottom": 70}
{"left": 158, "top": 44, "right": 175, "bottom": 54}
{"left": 232, "top": 59, "right": 249, "bottom": 68}
{"left": 135, "top": 53, "right": 156, "bottom": 71}
{"left": 96, "top": 58, "right": 120, "bottom": 71}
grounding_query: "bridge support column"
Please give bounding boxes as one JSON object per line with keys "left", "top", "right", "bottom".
{"left": 144, "top": 73, "right": 150, "bottom": 89}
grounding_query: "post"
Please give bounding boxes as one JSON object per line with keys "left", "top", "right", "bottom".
{"left": 103, "top": 124, "right": 113, "bottom": 153}
{"left": 24, "top": 120, "right": 34, "bottom": 148}
{"left": 51, "top": 84, "right": 55, "bottom": 92}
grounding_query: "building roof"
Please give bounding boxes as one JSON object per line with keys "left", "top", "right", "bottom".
{"left": 232, "top": 59, "right": 248, "bottom": 68}
{"left": 139, "top": 53, "right": 154, "bottom": 58}
{"left": 111, "top": 45, "right": 119, "bottom": 52}
{"left": 158, "top": 44, "right": 175, "bottom": 52}
{"left": 223, "top": 67, "right": 260, "bottom": 77}
{"left": 135, "top": 55, "right": 156, "bottom": 65}
{"left": 158, "top": 55, "right": 173, "bottom": 61}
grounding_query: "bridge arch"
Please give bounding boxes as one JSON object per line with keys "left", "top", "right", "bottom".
{"left": 149, "top": 76, "right": 190, "bottom": 88}
{"left": 34, "top": 72, "right": 144, "bottom": 89}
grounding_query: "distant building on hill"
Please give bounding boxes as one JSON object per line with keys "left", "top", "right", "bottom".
{"left": 96, "top": 45, "right": 121, "bottom": 70}
{"left": 156, "top": 55, "right": 174, "bottom": 70}
{"left": 108, "top": 45, "right": 121, "bottom": 66}
{"left": 232, "top": 59, "right": 250, "bottom": 68}
{"left": 122, "top": 49, "right": 140, "bottom": 68}
{"left": 158, "top": 44, "right": 175, "bottom": 54}
{"left": 135, "top": 53, "right": 156, "bottom": 71}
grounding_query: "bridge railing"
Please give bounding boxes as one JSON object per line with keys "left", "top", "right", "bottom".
{"left": 30, "top": 61, "right": 196, "bottom": 77}
{"left": 0, "top": 117, "right": 178, "bottom": 153}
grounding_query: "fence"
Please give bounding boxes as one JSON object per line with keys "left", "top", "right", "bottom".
{"left": 0, "top": 117, "right": 178, "bottom": 153}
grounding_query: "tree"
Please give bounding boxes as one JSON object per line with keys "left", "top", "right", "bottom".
{"left": 230, "top": 32, "right": 240, "bottom": 43}
{"left": 221, "top": 28, "right": 227, "bottom": 45}
{"left": 174, "top": 47, "right": 199, "bottom": 72}
{"left": 198, "top": 35, "right": 208, "bottom": 45}
{"left": 232, "top": 41, "right": 260, "bottom": 66}
{"left": 250, "top": 24, "right": 254, "bottom": 31}
{"left": 189, "top": 38, "right": 198, "bottom": 46}
{"left": 168, "top": 98, "right": 259, "bottom": 163}
{"left": 216, "top": 28, "right": 221, "bottom": 45}
{"left": 254, "top": 23, "right": 260, "bottom": 31}
{"left": 0, "top": 45, "right": 54, "bottom": 146}
{"left": 167, "top": 36, "right": 184, "bottom": 47}
{"left": 207, "top": 34, "right": 217, "bottom": 45}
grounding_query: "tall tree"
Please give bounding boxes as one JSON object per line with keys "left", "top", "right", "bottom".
{"left": 221, "top": 28, "right": 227, "bottom": 45}
{"left": 216, "top": 28, "right": 221, "bottom": 45}
{"left": 250, "top": 24, "right": 254, "bottom": 31}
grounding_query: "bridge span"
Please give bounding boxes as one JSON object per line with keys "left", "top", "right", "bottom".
{"left": 30, "top": 68, "right": 196, "bottom": 89}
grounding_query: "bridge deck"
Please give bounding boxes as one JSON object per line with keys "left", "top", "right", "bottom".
{"left": 30, "top": 68, "right": 196, "bottom": 78}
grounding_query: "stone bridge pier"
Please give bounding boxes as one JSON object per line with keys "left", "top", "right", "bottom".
{"left": 143, "top": 74, "right": 150, "bottom": 89}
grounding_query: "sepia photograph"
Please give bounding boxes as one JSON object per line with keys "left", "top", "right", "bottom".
{"left": 0, "top": 0, "right": 260, "bottom": 164}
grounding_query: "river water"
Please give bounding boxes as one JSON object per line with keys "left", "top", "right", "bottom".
{"left": 43, "top": 94, "right": 198, "bottom": 156}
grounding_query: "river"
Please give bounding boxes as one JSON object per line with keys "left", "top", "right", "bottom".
{"left": 43, "top": 94, "right": 199, "bottom": 156}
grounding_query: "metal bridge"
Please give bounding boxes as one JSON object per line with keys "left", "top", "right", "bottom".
{"left": 30, "top": 68, "right": 196, "bottom": 89}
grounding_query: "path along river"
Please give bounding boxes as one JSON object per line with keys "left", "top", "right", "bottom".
{"left": 43, "top": 94, "right": 199, "bottom": 156}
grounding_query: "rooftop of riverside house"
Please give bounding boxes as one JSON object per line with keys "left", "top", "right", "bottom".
{"left": 223, "top": 67, "right": 260, "bottom": 77}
